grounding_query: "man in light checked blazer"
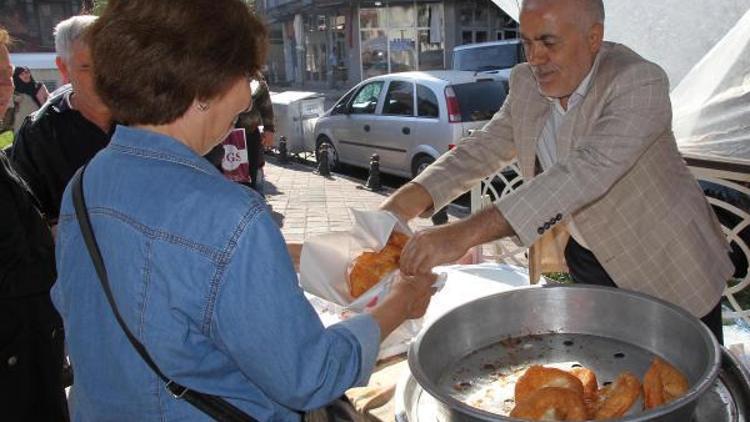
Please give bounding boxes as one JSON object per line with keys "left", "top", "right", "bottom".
{"left": 381, "top": 0, "right": 733, "bottom": 342}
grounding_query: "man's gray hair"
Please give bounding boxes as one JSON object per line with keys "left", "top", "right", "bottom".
{"left": 54, "top": 15, "right": 98, "bottom": 62}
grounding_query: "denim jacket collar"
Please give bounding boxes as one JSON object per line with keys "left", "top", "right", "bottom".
{"left": 110, "top": 125, "right": 219, "bottom": 176}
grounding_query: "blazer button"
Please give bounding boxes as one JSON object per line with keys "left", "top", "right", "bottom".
{"left": 556, "top": 213, "right": 563, "bottom": 221}
{"left": 544, "top": 222, "right": 551, "bottom": 230}
{"left": 7, "top": 356, "right": 18, "bottom": 367}
{"left": 537, "top": 227, "right": 545, "bottom": 235}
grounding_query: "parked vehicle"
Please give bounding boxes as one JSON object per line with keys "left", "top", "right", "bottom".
{"left": 313, "top": 71, "right": 507, "bottom": 178}
{"left": 452, "top": 39, "right": 525, "bottom": 80}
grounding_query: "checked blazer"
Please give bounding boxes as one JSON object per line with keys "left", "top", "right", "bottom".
{"left": 414, "top": 42, "right": 733, "bottom": 317}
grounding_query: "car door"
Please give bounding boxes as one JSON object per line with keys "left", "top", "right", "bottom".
{"left": 335, "top": 80, "right": 384, "bottom": 168}
{"left": 369, "top": 79, "right": 417, "bottom": 177}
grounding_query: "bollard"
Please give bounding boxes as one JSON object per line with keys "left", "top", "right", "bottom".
{"left": 278, "top": 136, "right": 289, "bottom": 164}
{"left": 365, "top": 153, "right": 382, "bottom": 191}
{"left": 431, "top": 206, "right": 448, "bottom": 225}
{"left": 317, "top": 143, "right": 331, "bottom": 177}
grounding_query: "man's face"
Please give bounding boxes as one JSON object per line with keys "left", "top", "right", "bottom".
{"left": 0, "top": 44, "right": 13, "bottom": 117}
{"left": 520, "top": 0, "right": 603, "bottom": 100}
{"left": 58, "top": 39, "right": 108, "bottom": 114}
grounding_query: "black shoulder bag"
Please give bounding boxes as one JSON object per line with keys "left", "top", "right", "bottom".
{"left": 71, "top": 166, "right": 256, "bottom": 422}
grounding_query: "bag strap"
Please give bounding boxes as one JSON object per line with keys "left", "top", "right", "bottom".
{"left": 71, "top": 166, "right": 256, "bottom": 422}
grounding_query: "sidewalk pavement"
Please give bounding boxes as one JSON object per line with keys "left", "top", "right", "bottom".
{"left": 262, "top": 154, "right": 442, "bottom": 244}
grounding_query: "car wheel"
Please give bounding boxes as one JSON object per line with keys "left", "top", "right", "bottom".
{"left": 315, "top": 136, "right": 339, "bottom": 170}
{"left": 412, "top": 155, "right": 435, "bottom": 178}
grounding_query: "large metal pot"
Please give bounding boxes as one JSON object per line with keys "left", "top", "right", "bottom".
{"left": 408, "top": 285, "right": 721, "bottom": 421}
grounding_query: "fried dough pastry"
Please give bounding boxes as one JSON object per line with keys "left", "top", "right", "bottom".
{"left": 570, "top": 367, "right": 598, "bottom": 417}
{"left": 593, "top": 372, "right": 642, "bottom": 420}
{"left": 510, "top": 387, "right": 588, "bottom": 421}
{"left": 515, "top": 366, "right": 585, "bottom": 405}
{"left": 347, "top": 231, "right": 409, "bottom": 298}
{"left": 643, "top": 357, "right": 689, "bottom": 410}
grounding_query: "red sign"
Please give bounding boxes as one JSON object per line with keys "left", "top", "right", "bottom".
{"left": 220, "top": 128, "right": 249, "bottom": 183}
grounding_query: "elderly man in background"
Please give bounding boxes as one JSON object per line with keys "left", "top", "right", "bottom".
{"left": 11, "top": 15, "right": 112, "bottom": 232}
{"left": 0, "top": 26, "right": 69, "bottom": 422}
{"left": 382, "top": 0, "right": 732, "bottom": 343}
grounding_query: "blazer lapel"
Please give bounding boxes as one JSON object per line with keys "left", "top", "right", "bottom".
{"left": 519, "top": 99, "right": 550, "bottom": 179}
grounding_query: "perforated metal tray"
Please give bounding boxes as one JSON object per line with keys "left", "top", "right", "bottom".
{"left": 396, "top": 347, "right": 750, "bottom": 422}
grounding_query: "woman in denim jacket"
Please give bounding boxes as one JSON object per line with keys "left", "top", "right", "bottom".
{"left": 52, "top": 1, "right": 436, "bottom": 420}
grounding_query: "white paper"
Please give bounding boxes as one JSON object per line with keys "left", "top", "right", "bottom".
{"left": 299, "top": 209, "right": 418, "bottom": 359}
{"left": 300, "top": 209, "right": 413, "bottom": 312}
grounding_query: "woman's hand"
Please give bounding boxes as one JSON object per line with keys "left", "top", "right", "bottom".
{"left": 391, "top": 272, "right": 438, "bottom": 319}
{"left": 368, "top": 272, "right": 437, "bottom": 340}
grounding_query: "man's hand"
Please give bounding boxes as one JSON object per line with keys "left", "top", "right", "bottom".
{"left": 400, "top": 224, "right": 472, "bottom": 276}
{"left": 261, "top": 131, "right": 274, "bottom": 149}
{"left": 379, "top": 182, "right": 434, "bottom": 222}
{"left": 401, "top": 206, "right": 516, "bottom": 275}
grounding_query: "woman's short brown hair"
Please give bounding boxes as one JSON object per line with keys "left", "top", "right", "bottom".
{"left": 89, "top": 0, "right": 267, "bottom": 125}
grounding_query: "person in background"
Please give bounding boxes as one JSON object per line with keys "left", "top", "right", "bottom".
{"left": 382, "top": 0, "right": 732, "bottom": 343}
{"left": 53, "top": 1, "right": 436, "bottom": 420}
{"left": 206, "top": 74, "right": 275, "bottom": 196}
{"left": 11, "top": 15, "right": 112, "bottom": 232}
{"left": 11, "top": 66, "right": 49, "bottom": 133}
{"left": 0, "top": 25, "right": 68, "bottom": 422}
{"left": 238, "top": 75, "right": 274, "bottom": 195}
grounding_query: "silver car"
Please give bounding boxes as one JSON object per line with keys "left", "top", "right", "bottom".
{"left": 313, "top": 71, "right": 508, "bottom": 178}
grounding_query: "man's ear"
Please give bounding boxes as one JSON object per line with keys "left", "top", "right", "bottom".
{"left": 56, "top": 56, "right": 69, "bottom": 84}
{"left": 588, "top": 22, "right": 604, "bottom": 54}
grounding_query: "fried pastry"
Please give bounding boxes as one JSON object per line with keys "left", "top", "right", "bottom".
{"left": 514, "top": 365, "right": 585, "bottom": 405}
{"left": 347, "top": 231, "right": 409, "bottom": 298}
{"left": 570, "top": 367, "right": 599, "bottom": 417}
{"left": 643, "top": 357, "right": 689, "bottom": 410}
{"left": 510, "top": 387, "right": 588, "bottom": 421}
{"left": 593, "top": 372, "right": 642, "bottom": 420}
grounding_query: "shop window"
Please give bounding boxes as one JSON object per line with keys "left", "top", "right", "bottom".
{"left": 361, "top": 30, "right": 389, "bottom": 78}
{"left": 389, "top": 29, "right": 417, "bottom": 73}
{"left": 418, "top": 30, "right": 443, "bottom": 70}
{"left": 383, "top": 81, "right": 415, "bottom": 116}
{"left": 351, "top": 81, "right": 384, "bottom": 114}
{"left": 462, "top": 31, "right": 473, "bottom": 45}
{"left": 360, "top": 2, "right": 387, "bottom": 29}
{"left": 475, "top": 31, "right": 488, "bottom": 43}
{"left": 388, "top": 2, "right": 416, "bottom": 28}
{"left": 417, "top": 84, "right": 439, "bottom": 118}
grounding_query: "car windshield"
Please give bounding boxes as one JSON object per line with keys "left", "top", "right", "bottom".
{"left": 453, "top": 44, "right": 520, "bottom": 71}
{"left": 452, "top": 80, "right": 507, "bottom": 122}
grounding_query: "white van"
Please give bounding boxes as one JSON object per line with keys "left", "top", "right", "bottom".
{"left": 452, "top": 39, "right": 525, "bottom": 80}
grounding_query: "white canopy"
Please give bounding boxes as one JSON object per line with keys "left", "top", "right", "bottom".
{"left": 490, "top": 0, "right": 750, "bottom": 169}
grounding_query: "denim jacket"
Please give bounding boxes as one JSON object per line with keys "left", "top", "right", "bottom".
{"left": 52, "top": 126, "right": 379, "bottom": 421}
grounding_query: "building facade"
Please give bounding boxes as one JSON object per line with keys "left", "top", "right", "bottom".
{"left": 0, "top": 0, "right": 83, "bottom": 52}
{"left": 258, "top": 0, "right": 517, "bottom": 90}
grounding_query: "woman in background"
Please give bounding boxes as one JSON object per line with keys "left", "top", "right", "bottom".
{"left": 12, "top": 66, "right": 49, "bottom": 132}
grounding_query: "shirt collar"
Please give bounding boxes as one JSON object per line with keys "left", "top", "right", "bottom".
{"left": 110, "top": 125, "right": 220, "bottom": 176}
{"left": 546, "top": 49, "right": 602, "bottom": 111}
